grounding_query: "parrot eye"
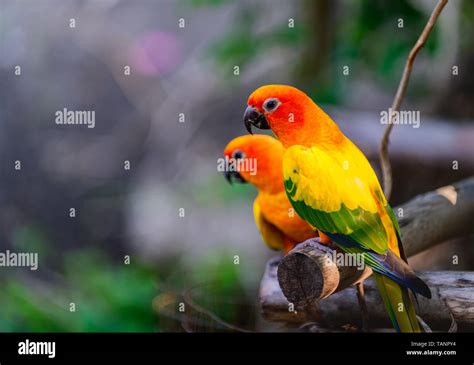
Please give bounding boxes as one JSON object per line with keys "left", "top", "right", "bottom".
{"left": 232, "top": 150, "right": 245, "bottom": 160}
{"left": 263, "top": 98, "right": 280, "bottom": 113}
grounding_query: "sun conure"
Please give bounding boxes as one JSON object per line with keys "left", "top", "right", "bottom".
{"left": 243, "top": 85, "right": 431, "bottom": 332}
{"left": 223, "top": 134, "right": 329, "bottom": 254}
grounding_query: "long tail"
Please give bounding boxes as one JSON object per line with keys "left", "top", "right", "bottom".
{"left": 374, "top": 272, "right": 421, "bottom": 333}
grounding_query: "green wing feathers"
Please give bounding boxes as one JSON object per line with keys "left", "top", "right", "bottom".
{"left": 374, "top": 273, "right": 421, "bottom": 332}
{"left": 283, "top": 146, "right": 431, "bottom": 332}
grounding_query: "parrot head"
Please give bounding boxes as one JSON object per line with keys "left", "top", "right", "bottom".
{"left": 223, "top": 134, "right": 284, "bottom": 193}
{"left": 244, "top": 85, "right": 336, "bottom": 147}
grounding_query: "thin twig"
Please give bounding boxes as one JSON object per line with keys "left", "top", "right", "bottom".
{"left": 379, "top": 0, "right": 448, "bottom": 200}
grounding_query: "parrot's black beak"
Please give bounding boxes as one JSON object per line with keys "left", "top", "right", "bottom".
{"left": 224, "top": 157, "right": 247, "bottom": 184}
{"left": 244, "top": 106, "right": 270, "bottom": 134}
{"left": 224, "top": 169, "right": 232, "bottom": 184}
{"left": 223, "top": 170, "right": 246, "bottom": 185}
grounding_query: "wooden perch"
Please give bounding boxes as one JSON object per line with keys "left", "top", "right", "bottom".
{"left": 277, "top": 239, "right": 372, "bottom": 303}
{"left": 398, "top": 176, "right": 474, "bottom": 257}
{"left": 261, "top": 177, "right": 474, "bottom": 329}
{"left": 275, "top": 177, "right": 474, "bottom": 302}
{"left": 261, "top": 261, "right": 474, "bottom": 331}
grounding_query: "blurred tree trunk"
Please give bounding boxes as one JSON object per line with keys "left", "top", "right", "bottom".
{"left": 435, "top": 0, "right": 474, "bottom": 118}
{"left": 296, "top": 0, "right": 336, "bottom": 91}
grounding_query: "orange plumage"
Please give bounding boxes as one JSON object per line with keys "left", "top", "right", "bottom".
{"left": 223, "top": 134, "right": 317, "bottom": 254}
{"left": 247, "top": 85, "right": 344, "bottom": 148}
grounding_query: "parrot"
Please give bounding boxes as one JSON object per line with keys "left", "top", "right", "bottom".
{"left": 242, "top": 85, "right": 431, "bottom": 332}
{"left": 223, "top": 134, "right": 330, "bottom": 254}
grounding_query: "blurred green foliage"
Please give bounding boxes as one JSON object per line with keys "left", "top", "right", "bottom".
{"left": 181, "top": 248, "right": 256, "bottom": 331}
{"left": 189, "top": 0, "right": 234, "bottom": 6}
{"left": 192, "top": 173, "right": 255, "bottom": 206}
{"left": 209, "top": 18, "right": 307, "bottom": 77}
{"left": 186, "top": 0, "right": 307, "bottom": 79}
{"left": 0, "top": 225, "right": 255, "bottom": 332}
{"left": 0, "top": 249, "right": 157, "bottom": 332}
{"left": 340, "top": 0, "right": 438, "bottom": 85}
{"left": 192, "top": 0, "right": 445, "bottom": 103}
{"left": 12, "top": 225, "right": 53, "bottom": 261}
{"left": 460, "top": 0, "right": 474, "bottom": 49}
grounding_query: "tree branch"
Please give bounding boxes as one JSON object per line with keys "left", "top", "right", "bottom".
{"left": 398, "top": 176, "right": 474, "bottom": 256}
{"left": 261, "top": 177, "right": 474, "bottom": 328}
{"left": 261, "top": 266, "right": 474, "bottom": 331}
{"left": 379, "top": 0, "right": 448, "bottom": 199}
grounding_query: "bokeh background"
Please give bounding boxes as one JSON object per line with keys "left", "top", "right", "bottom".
{"left": 0, "top": 0, "right": 473, "bottom": 332}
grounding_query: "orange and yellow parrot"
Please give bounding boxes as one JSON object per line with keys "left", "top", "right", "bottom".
{"left": 224, "top": 134, "right": 329, "bottom": 254}
{"left": 243, "top": 85, "right": 431, "bottom": 332}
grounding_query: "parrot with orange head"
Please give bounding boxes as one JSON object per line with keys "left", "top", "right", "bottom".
{"left": 223, "top": 134, "right": 330, "bottom": 255}
{"left": 242, "top": 85, "right": 431, "bottom": 332}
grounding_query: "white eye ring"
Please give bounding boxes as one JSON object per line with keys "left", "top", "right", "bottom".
{"left": 262, "top": 98, "right": 281, "bottom": 113}
{"left": 232, "top": 149, "right": 246, "bottom": 160}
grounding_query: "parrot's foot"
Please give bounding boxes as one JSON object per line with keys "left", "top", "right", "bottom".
{"left": 317, "top": 231, "right": 335, "bottom": 248}
{"left": 356, "top": 281, "right": 370, "bottom": 332}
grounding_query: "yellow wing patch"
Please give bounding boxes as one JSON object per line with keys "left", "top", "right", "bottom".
{"left": 283, "top": 142, "right": 383, "bottom": 213}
